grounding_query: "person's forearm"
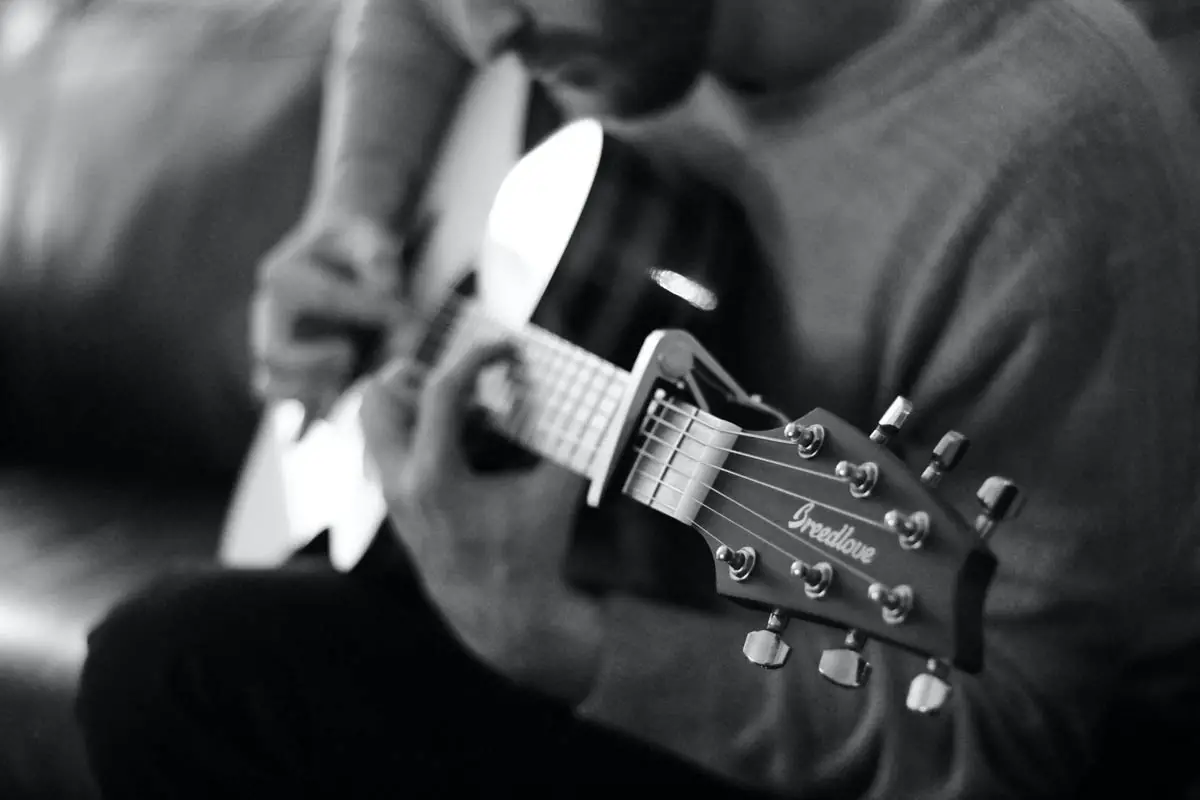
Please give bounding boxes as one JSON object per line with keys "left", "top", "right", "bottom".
{"left": 308, "top": 0, "right": 472, "bottom": 227}
{"left": 574, "top": 590, "right": 1121, "bottom": 798}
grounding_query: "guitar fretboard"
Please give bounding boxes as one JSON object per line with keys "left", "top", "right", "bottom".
{"left": 421, "top": 294, "right": 630, "bottom": 478}
{"left": 416, "top": 292, "right": 738, "bottom": 524}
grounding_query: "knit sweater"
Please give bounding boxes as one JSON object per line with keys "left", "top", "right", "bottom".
{"left": 316, "top": 1, "right": 1200, "bottom": 796}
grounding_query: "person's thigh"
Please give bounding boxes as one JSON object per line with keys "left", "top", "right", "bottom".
{"left": 76, "top": 550, "right": 765, "bottom": 797}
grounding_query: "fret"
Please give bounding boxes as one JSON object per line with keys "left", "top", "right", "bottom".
{"left": 560, "top": 355, "right": 592, "bottom": 464}
{"left": 579, "top": 365, "right": 626, "bottom": 471}
{"left": 622, "top": 398, "right": 740, "bottom": 526}
{"left": 564, "top": 358, "right": 609, "bottom": 472}
{"left": 436, "top": 300, "right": 635, "bottom": 479}
{"left": 550, "top": 343, "right": 598, "bottom": 466}
{"left": 653, "top": 403, "right": 689, "bottom": 516}
{"left": 624, "top": 400, "right": 676, "bottom": 516}
{"left": 557, "top": 365, "right": 593, "bottom": 466}
{"left": 511, "top": 336, "right": 552, "bottom": 450}
{"left": 539, "top": 336, "right": 582, "bottom": 458}
{"left": 520, "top": 336, "right": 569, "bottom": 458}
{"left": 513, "top": 328, "right": 623, "bottom": 472}
{"left": 421, "top": 296, "right": 745, "bottom": 521}
{"left": 531, "top": 337, "right": 571, "bottom": 456}
{"left": 569, "top": 353, "right": 626, "bottom": 473}
{"left": 574, "top": 385, "right": 616, "bottom": 473}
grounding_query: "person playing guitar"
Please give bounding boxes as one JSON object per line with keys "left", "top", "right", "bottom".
{"left": 78, "top": 1, "right": 1200, "bottom": 797}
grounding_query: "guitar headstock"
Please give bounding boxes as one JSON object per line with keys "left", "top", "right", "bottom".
{"left": 696, "top": 396, "right": 1021, "bottom": 714}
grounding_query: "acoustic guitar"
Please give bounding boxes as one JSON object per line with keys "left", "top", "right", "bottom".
{"left": 220, "top": 55, "right": 1019, "bottom": 715}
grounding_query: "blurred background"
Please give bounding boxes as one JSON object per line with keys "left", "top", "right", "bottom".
{"left": 0, "top": 1, "right": 1196, "bottom": 798}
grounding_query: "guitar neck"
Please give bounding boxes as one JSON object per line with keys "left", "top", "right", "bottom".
{"left": 428, "top": 296, "right": 740, "bottom": 526}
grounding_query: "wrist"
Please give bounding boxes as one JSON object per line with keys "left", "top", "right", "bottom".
{"left": 305, "top": 167, "right": 408, "bottom": 232}
{"left": 419, "top": 562, "right": 605, "bottom": 706}
{"left": 478, "top": 585, "right": 606, "bottom": 706}
{"left": 529, "top": 589, "right": 605, "bottom": 706}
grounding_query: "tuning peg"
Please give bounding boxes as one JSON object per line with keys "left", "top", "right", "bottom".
{"left": 819, "top": 630, "right": 872, "bottom": 688}
{"left": 920, "top": 431, "right": 970, "bottom": 487}
{"left": 870, "top": 396, "right": 913, "bottom": 445}
{"left": 743, "top": 609, "right": 791, "bottom": 669}
{"left": 715, "top": 545, "right": 757, "bottom": 582}
{"left": 884, "top": 509, "right": 930, "bottom": 550}
{"left": 790, "top": 560, "right": 834, "bottom": 599}
{"left": 907, "top": 659, "right": 953, "bottom": 715}
{"left": 784, "top": 419, "right": 826, "bottom": 459}
{"left": 835, "top": 460, "right": 879, "bottom": 498}
{"left": 974, "top": 476, "right": 1023, "bottom": 541}
{"left": 868, "top": 582, "right": 914, "bottom": 625}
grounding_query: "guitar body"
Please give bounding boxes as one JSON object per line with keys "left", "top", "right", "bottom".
{"left": 221, "top": 55, "right": 758, "bottom": 605}
{"left": 221, "top": 56, "right": 1004, "bottom": 692}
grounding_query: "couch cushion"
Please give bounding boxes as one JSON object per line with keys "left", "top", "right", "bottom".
{"left": 0, "top": 465, "right": 228, "bottom": 800}
{"left": 0, "top": 0, "right": 337, "bottom": 481}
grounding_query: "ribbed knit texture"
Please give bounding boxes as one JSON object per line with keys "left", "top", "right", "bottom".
{"left": 324, "top": 1, "right": 1200, "bottom": 795}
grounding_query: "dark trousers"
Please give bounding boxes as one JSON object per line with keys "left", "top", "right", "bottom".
{"left": 75, "top": 533, "right": 768, "bottom": 798}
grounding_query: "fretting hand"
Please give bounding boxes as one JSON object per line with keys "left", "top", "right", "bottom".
{"left": 358, "top": 340, "right": 604, "bottom": 702}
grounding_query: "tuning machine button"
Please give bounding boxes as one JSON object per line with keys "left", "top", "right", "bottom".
{"left": 884, "top": 510, "right": 931, "bottom": 550}
{"left": 784, "top": 420, "right": 825, "bottom": 459}
{"left": 715, "top": 545, "right": 757, "bottom": 582}
{"left": 743, "top": 609, "right": 791, "bottom": 669}
{"left": 868, "top": 583, "right": 914, "bottom": 625}
{"left": 790, "top": 560, "right": 834, "bottom": 599}
{"left": 974, "top": 476, "right": 1023, "bottom": 541}
{"left": 836, "top": 460, "right": 879, "bottom": 498}
{"left": 907, "top": 659, "right": 953, "bottom": 715}
{"left": 870, "top": 396, "right": 913, "bottom": 445}
{"left": 920, "top": 431, "right": 970, "bottom": 487}
{"left": 819, "top": 630, "right": 872, "bottom": 688}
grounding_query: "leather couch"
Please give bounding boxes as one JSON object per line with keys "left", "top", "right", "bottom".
{"left": 0, "top": 1, "right": 336, "bottom": 796}
{"left": 0, "top": 1, "right": 1196, "bottom": 799}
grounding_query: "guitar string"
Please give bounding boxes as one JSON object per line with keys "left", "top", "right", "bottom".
{"left": 410, "top": 295, "right": 615, "bottom": 446}
{"left": 630, "top": 466, "right": 808, "bottom": 563}
{"left": 629, "top": 438, "right": 890, "bottom": 586}
{"left": 672, "top": 514, "right": 894, "bottom": 631}
{"left": 414, "top": 296, "right": 632, "bottom": 449}
{"left": 415, "top": 300, "right": 653, "bottom": 491}
{"left": 619, "top": 472, "right": 883, "bottom": 618}
{"left": 411, "top": 292, "right": 623, "bottom": 388}
{"left": 432, "top": 309, "right": 835, "bottom": 479}
{"left": 625, "top": 458, "right": 884, "bottom": 588}
{"left": 641, "top": 403, "right": 851, "bottom": 486}
{"left": 414, "top": 303, "right": 855, "bottom": 488}
{"left": 401, "top": 285, "right": 794, "bottom": 452}
{"left": 505, "top": 395, "right": 892, "bottom": 554}
{"left": 635, "top": 414, "right": 900, "bottom": 535}
{"left": 390, "top": 296, "right": 907, "bottom": 542}
{"left": 651, "top": 394, "right": 807, "bottom": 445}
{"left": 687, "top": 519, "right": 735, "bottom": 555}
{"left": 496, "top": 391, "right": 871, "bottom": 550}
{"left": 374, "top": 293, "right": 900, "bottom": 591}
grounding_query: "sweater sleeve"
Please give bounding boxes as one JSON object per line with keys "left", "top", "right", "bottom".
{"left": 574, "top": 78, "right": 1200, "bottom": 799}
{"left": 306, "top": 0, "right": 472, "bottom": 226}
